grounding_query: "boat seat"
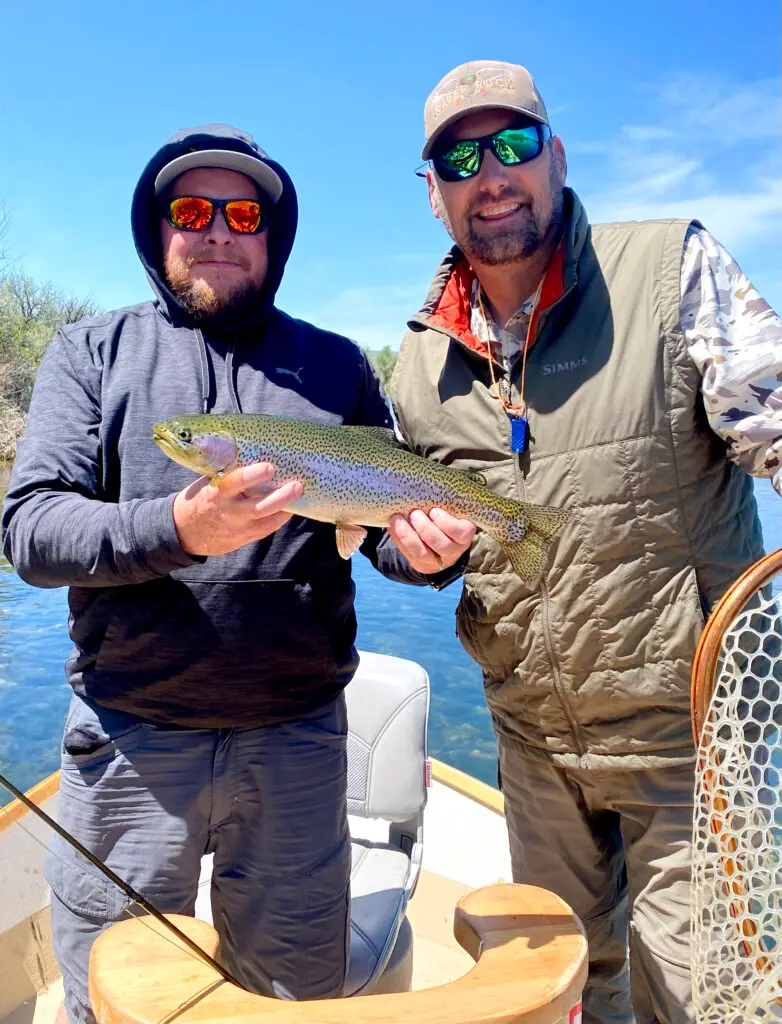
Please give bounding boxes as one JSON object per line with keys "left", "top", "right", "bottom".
{"left": 343, "top": 650, "right": 429, "bottom": 996}
{"left": 193, "top": 650, "right": 429, "bottom": 998}
{"left": 346, "top": 841, "right": 411, "bottom": 994}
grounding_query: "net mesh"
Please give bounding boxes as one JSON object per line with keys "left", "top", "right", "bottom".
{"left": 693, "top": 576, "right": 782, "bottom": 1022}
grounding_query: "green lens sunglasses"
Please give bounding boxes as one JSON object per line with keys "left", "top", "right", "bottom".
{"left": 420, "top": 124, "right": 551, "bottom": 182}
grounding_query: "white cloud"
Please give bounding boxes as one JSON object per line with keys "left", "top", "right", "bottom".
{"left": 654, "top": 75, "right": 782, "bottom": 142}
{"left": 547, "top": 103, "right": 574, "bottom": 119}
{"left": 615, "top": 155, "right": 704, "bottom": 197}
{"left": 577, "top": 76, "right": 782, "bottom": 258}
{"left": 620, "top": 124, "right": 676, "bottom": 142}
{"left": 587, "top": 177, "right": 782, "bottom": 250}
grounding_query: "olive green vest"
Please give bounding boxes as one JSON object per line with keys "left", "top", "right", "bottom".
{"left": 392, "top": 190, "right": 763, "bottom": 768}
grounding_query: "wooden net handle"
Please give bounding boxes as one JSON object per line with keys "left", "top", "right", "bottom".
{"left": 89, "top": 883, "right": 587, "bottom": 1024}
{"left": 691, "top": 548, "right": 782, "bottom": 745}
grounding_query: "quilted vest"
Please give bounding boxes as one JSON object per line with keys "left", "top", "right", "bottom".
{"left": 392, "top": 190, "right": 763, "bottom": 768}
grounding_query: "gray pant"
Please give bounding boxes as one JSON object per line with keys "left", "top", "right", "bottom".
{"left": 47, "top": 693, "right": 350, "bottom": 1024}
{"left": 498, "top": 741, "right": 694, "bottom": 1024}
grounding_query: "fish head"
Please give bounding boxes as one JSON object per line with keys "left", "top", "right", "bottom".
{"left": 153, "top": 416, "right": 238, "bottom": 478}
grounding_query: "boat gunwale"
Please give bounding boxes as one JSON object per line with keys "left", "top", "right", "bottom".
{"left": 429, "top": 759, "right": 505, "bottom": 815}
{"left": 0, "top": 770, "right": 60, "bottom": 832}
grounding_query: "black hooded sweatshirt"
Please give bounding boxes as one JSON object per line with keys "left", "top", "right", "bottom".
{"left": 1, "top": 124, "right": 427, "bottom": 727}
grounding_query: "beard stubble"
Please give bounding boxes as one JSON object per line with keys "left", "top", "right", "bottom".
{"left": 164, "top": 251, "right": 260, "bottom": 317}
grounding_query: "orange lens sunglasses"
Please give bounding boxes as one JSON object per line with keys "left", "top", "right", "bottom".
{"left": 164, "top": 196, "right": 265, "bottom": 234}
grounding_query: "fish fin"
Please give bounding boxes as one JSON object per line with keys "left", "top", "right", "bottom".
{"left": 499, "top": 504, "right": 570, "bottom": 582}
{"left": 522, "top": 503, "right": 570, "bottom": 543}
{"left": 465, "top": 469, "right": 488, "bottom": 487}
{"left": 352, "top": 426, "right": 400, "bottom": 445}
{"left": 335, "top": 523, "right": 368, "bottom": 559}
{"left": 500, "top": 532, "right": 548, "bottom": 582}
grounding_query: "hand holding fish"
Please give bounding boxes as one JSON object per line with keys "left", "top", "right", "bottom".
{"left": 388, "top": 508, "right": 476, "bottom": 574}
{"left": 172, "top": 462, "right": 304, "bottom": 556}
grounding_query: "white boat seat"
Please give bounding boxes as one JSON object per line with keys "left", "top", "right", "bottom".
{"left": 344, "top": 840, "right": 411, "bottom": 995}
{"left": 343, "top": 649, "right": 430, "bottom": 995}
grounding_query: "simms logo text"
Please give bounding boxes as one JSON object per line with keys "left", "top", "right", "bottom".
{"left": 542, "top": 357, "right": 588, "bottom": 375}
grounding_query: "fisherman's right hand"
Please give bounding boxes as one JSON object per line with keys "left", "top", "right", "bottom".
{"left": 172, "top": 463, "right": 303, "bottom": 557}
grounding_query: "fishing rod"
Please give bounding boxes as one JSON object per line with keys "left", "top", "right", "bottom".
{"left": 0, "top": 770, "right": 253, "bottom": 990}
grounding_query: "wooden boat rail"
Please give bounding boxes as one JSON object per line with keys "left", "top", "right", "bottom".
{"left": 89, "top": 883, "right": 587, "bottom": 1024}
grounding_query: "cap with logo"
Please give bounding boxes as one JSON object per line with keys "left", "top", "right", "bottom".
{"left": 422, "top": 60, "right": 549, "bottom": 160}
{"left": 154, "top": 149, "right": 283, "bottom": 204}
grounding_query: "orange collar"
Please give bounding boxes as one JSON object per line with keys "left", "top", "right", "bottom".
{"left": 428, "top": 243, "right": 566, "bottom": 356}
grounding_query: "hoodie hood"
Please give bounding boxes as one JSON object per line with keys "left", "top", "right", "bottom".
{"left": 131, "top": 123, "right": 298, "bottom": 332}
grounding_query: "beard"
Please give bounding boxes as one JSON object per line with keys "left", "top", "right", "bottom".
{"left": 465, "top": 189, "right": 564, "bottom": 265}
{"left": 444, "top": 163, "right": 565, "bottom": 267}
{"left": 164, "top": 250, "right": 262, "bottom": 318}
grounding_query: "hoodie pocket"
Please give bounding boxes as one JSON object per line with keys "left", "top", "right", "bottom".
{"left": 95, "top": 577, "right": 338, "bottom": 712}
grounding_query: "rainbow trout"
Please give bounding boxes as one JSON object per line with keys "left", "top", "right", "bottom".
{"left": 153, "top": 413, "right": 569, "bottom": 581}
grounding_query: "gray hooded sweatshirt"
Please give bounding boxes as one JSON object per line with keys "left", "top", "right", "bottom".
{"left": 2, "top": 123, "right": 423, "bottom": 728}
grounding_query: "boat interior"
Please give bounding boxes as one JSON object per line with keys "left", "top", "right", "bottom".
{"left": 1, "top": 651, "right": 587, "bottom": 1023}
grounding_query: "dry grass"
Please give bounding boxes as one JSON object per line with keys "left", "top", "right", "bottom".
{"left": 0, "top": 404, "right": 26, "bottom": 462}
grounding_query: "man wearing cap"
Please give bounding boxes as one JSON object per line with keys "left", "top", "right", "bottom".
{"left": 390, "top": 62, "right": 782, "bottom": 1023}
{"left": 2, "top": 123, "right": 472, "bottom": 1023}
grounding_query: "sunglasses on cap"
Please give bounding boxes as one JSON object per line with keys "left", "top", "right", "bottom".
{"left": 423, "top": 123, "right": 551, "bottom": 183}
{"left": 162, "top": 196, "right": 267, "bottom": 234}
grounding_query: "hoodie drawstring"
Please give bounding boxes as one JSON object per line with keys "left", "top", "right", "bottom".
{"left": 194, "top": 329, "right": 212, "bottom": 414}
{"left": 226, "top": 343, "right": 242, "bottom": 413}
{"left": 194, "top": 329, "right": 242, "bottom": 415}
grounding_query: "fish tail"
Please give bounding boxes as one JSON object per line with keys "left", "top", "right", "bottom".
{"left": 491, "top": 499, "right": 570, "bottom": 582}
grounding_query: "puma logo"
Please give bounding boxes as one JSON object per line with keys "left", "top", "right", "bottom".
{"left": 276, "top": 366, "right": 303, "bottom": 384}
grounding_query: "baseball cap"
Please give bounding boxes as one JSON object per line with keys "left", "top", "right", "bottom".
{"left": 422, "top": 60, "right": 549, "bottom": 160}
{"left": 154, "top": 149, "right": 284, "bottom": 203}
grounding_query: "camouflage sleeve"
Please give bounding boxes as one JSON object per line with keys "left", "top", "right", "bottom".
{"left": 682, "top": 227, "right": 782, "bottom": 495}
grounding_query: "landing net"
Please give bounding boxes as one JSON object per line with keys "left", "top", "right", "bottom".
{"left": 692, "top": 550, "right": 782, "bottom": 1022}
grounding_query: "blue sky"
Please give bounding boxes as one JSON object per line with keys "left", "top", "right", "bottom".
{"left": 1, "top": 0, "right": 780, "bottom": 350}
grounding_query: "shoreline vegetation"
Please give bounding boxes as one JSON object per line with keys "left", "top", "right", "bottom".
{"left": 0, "top": 264, "right": 398, "bottom": 464}
{"left": 0, "top": 269, "right": 102, "bottom": 461}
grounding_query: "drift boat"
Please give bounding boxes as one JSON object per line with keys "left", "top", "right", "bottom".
{"left": 0, "top": 651, "right": 587, "bottom": 1024}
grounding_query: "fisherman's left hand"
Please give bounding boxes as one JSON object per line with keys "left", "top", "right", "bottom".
{"left": 387, "top": 509, "right": 476, "bottom": 575}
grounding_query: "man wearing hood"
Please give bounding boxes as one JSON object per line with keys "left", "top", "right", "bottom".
{"left": 1, "top": 125, "right": 473, "bottom": 1023}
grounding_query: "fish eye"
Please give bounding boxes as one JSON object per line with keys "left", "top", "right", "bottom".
{"left": 176, "top": 427, "right": 192, "bottom": 443}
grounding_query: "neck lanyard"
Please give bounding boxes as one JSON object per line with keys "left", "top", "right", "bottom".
{"left": 477, "top": 279, "right": 543, "bottom": 453}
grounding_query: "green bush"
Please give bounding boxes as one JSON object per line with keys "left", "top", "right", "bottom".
{"left": 0, "top": 272, "right": 100, "bottom": 461}
{"left": 364, "top": 345, "right": 398, "bottom": 395}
